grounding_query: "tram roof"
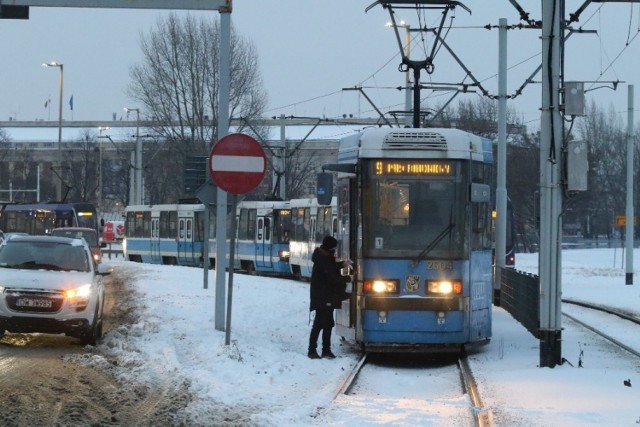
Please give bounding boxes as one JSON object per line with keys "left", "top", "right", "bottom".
{"left": 347, "top": 127, "right": 493, "bottom": 163}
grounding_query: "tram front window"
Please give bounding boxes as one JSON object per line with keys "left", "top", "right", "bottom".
{"left": 365, "top": 176, "right": 466, "bottom": 259}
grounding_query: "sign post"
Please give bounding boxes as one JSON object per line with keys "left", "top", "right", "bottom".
{"left": 209, "top": 133, "right": 266, "bottom": 345}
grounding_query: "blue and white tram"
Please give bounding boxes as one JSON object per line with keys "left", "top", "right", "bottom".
{"left": 228, "top": 200, "right": 293, "bottom": 275}
{"left": 124, "top": 204, "right": 205, "bottom": 266}
{"left": 324, "top": 127, "right": 494, "bottom": 352}
{"left": 288, "top": 197, "right": 337, "bottom": 280}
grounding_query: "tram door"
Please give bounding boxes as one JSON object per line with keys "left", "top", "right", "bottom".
{"left": 335, "top": 178, "right": 358, "bottom": 341}
{"left": 150, "top": 216, "right": 161, "bottom": 263}
{"left": 177, "top": 216, "right": 194, "bottom": 263}
{"left": 255, "top": 216, "right": 272, "bottom": 269}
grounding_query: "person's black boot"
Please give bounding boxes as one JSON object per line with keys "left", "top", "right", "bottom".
{"left": 321, "top": 349, "right": 336, "bottom": 359}
{"left": 308, "top": 349, "right": 321, "bottom": 359}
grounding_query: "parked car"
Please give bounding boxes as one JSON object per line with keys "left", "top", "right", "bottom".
{"left": 0, "top": 235, "right": 109, "bottom": 345}
{"left": 51, "top": 227, "right": 104, "bottom": 264}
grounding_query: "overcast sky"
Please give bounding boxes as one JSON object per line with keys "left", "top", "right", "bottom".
{"left": 1, "top": 1, "right": 639, "bottom": 131}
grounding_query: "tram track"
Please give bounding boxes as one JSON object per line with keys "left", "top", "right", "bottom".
{"left": 562, "top": 298, "right": 640, "bottom": 359}
{"left": 331, "top": 351, "right": 493, "bottom": 426}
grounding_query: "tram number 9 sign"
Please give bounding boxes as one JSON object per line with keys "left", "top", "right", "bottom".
{"left": 209, "top": 133, "right": 267, "bottom": 195}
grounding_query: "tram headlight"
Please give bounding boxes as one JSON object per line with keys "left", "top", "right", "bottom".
{"left": 363, "top": 279, "right": 399, "bottom": 294}
{"left": 427, "top": 280, "right": 462, "bottom": 295}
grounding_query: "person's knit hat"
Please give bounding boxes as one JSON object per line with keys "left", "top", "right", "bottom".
{"left": 321, "top": 235, "right": 338, "bottom": 250}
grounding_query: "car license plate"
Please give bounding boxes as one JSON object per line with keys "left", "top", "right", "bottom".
{"left": 16, "top": 298, "right": 53, "bottom": 308}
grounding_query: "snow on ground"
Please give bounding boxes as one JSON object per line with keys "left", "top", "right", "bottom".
{"left": 75, "top": 248, "right": 640, "bottom": 425}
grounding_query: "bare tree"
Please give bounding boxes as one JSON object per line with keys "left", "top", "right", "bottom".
{"left": 0, "top": 129, "right": 10, "bottom": 161}
{"left": 575, "top": 101, "right": 629, "bottom": 238}
{"left": 128, "top": 13, "right": 268, "bottom": 203}
{"left": 64, "top": 130, "right": 99, "bottom": 203}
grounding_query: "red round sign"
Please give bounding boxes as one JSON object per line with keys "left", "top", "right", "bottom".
{"left": 209, "top": 133, "right": 267, "bottom": 194}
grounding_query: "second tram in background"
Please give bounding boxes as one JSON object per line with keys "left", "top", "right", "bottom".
{"left": 321, "top": 127, "right": 495, "bottom": 353}
{"left": 123, "top": 198, "right": 338, "bottom": 277}
{"left": 0, "top": 202, "right": 99, "bottom": 236}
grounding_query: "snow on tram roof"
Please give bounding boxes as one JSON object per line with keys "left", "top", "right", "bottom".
{"left": 1, "top": 121, "right": 377, "bottom": 143}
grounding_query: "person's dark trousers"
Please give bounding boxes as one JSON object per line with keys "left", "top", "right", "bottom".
{"left": 308, "top": 308, "right": 335, "bottom": 354}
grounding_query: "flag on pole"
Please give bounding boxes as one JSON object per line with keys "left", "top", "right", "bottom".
{"left": 44, "top": 97, "right": 50, "bottom": 108}
{"left": 69, "top": 95, "right": 74, "bottom": 111}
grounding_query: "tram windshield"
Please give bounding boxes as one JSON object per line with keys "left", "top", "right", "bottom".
{"left": 363, "top": 160, "right": 467, "bottom": 259}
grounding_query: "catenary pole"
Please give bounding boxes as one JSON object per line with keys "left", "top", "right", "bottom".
{"left": 495, "top": 18, "right": 508, "bottom": 298}
{"left": 539, "top": 0, "right": 563, "bottom": 367}
{"left": 625, "top": 85, "right": 634, "bottom": 285}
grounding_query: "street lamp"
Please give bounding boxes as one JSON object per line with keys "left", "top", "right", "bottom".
{"left": 124, "top": 107, "right": 141, "bottom": 205}
{"left": 97, "top": 126, "right": 111, "bottom": 212}
{"left": 386, "top": 21, "right": 412, "bottom": 127}
{"left": 43, "top": 61, "right": 63, "bottom": 200}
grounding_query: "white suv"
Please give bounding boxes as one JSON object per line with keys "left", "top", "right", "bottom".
{"left": 0, "top": 235, "right": 110, "bottom": 345}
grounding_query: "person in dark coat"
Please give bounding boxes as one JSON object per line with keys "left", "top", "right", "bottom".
{"left": 308, "top": 235, "right": 351, "bottom": 359}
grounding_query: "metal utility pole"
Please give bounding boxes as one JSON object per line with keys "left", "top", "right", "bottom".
{"left": 43, "top": 61, "right": 64, "bottom": 200}
{"left": 214, "top": 8, "right": 231, "bottom": 331}
{"left": 495, "top": 18, "right": 508, "bottom": 293}
{"left": 279, "top": 114, "right": 287, "bottom": 199}
{"left": 124, "top": 107, "right": 141, "bottom": 204}
{"left": 539, "top": 0, "right": 564, "bottom": 368}
{"left": 625, "top": 85, "right": 634, "bottom": 285}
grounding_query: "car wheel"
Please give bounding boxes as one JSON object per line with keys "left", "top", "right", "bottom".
{"left": 80, "top": 302, "right": 102, "bottom": 346}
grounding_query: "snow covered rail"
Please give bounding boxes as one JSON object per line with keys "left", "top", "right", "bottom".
{"left": 562, "top": 299, "right": 640, "bottom": 359}
{"left": 324, "top": 353, "right": 492, "bottom": 424}
{"left": 334, "top": 353, "right": 367, "bottom": 397}
{"left": 459, "top": 352, "right": 493, "bottom": 427}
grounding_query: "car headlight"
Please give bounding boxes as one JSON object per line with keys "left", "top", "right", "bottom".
{"left": 65, "top": 284, "right": 93, "bottom": 299}
{"left": 363, "top": 279, "right": 399, "bottom": 294}
{"left": 427, "top": 280, "right": 462, "bottom": 295}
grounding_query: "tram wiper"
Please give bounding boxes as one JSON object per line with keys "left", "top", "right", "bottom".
{"left": 410, "top": 222, "right": 454, "bottom": 268}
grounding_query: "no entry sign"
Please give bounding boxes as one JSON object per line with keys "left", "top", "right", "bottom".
{"left": 209, "top": 133, "right": 267, "bottom": 194}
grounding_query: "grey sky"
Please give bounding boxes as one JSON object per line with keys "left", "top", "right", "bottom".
{"left": 2, "top": 1, "right": 639, "bottom": 130}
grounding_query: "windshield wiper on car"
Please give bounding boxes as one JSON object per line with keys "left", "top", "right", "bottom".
{"left": 36, "top": 263, "right": 63, "bottom": 271}
{"left": 1, "top": 260, "right": 38, "bottom": 269}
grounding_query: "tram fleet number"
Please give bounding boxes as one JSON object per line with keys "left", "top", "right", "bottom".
{"left": 427, "top": 261, "right": 453, "bottom": 270}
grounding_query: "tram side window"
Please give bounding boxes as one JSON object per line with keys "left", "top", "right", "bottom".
{"left": 273, "top": 209, "right": 291, "bottom": 244}
{"left": 471, "top": 164, "right": 493, "bottom": 251}
{"left": 169, "top": 211, "right": 178, "bottom": 238}
{"left": 194, "top": 211, "right": 204, "bottom": 241}
{"left": 159, "top": 211, "right": 170, "bottom": 238}
{"left": 302, "top": 208, "right": 310, "bottom": 241}
{"left": 471, "top": 196, "right": 492, "bottom": 251}
{"left": 317, "top": 207, "right": 332, "bottom": 242}
{"left": 128, "top": 212, "right": 145, "bottom": 238}
{"left": 292, "top": 208, "right": 303, "bottom": 241}
{"left": 238, "top": 209, "right": 249, "bottom": 240}
{"left": 125, "top": 212, "right": 134, "bottom": 238}
{"left": 238, "top": 209, "right": 256, "bottom": 240}
{"left": 143, "top": 212, "right": 151, "bottom": 237}
{"left": 135, "top": 213, "right": 144, "bottom": 237}
{"left": 248, "top": 210, "right": 256, "bottom": 240}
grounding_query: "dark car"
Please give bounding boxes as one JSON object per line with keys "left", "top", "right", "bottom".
{"left": 51, "top": 227, "right": 104, "bottom": 264}
{"left": 0, "top": 235, "right": 109, "bottom": 345}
